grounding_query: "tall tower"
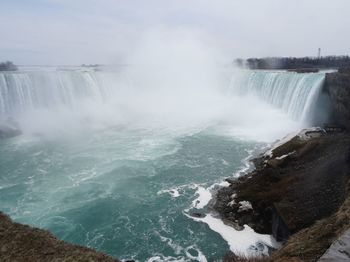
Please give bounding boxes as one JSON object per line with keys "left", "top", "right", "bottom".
{"left": 318, "top": 48, "right": 321, "bottom": 59}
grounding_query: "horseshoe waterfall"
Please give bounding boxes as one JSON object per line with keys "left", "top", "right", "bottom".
{"left": 0, "top": 67, "right": 326, "bottom": 261}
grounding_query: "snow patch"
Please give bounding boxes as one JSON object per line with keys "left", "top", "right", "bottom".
{"left": 238, "top": 201, "right": 253, "bottom": 212}
{"left": 186, "top": 213, "right": 279, "bottom": 256}
{"left": 191, "top": 186, "right": 212, "bottom": 209}
{"left": 275, "top": 151, "right": 295, "bottom": 160}
{"left": 265, "top": 127, "right": 325, "bottom": 157}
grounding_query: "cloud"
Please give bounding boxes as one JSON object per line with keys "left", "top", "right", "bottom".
{"left": 0, "top": 0, "right": 349, "bottom": 64}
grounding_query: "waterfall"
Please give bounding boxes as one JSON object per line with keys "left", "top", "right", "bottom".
{"left": 0, "top": 69, "right": 120, "bottom": 118}
{"left": 0, "top": 68, "right": 325, "bottom": 126}
{"left": 229, "top": 70, "right": 325, "bottom": 123}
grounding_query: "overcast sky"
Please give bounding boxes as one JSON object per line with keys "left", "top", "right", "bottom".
{"left": 1, "top": 0, "right": 349, "bottom": 65}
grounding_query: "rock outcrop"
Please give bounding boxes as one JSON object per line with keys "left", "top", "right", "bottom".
{"left": 215, "top": 130, "right": 350, "bottom": 260}
{"left": 271, "top": 176, "right": 350, "bottom": 261}
{"left": 0, "top": 212, "right": 119, "bottom": 262}
{"left": 324, "top": 70, "right": 350, "bottom": 130}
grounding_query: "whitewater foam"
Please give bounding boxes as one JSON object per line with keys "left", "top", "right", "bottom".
{"left": 157, "top": 188, "right": 181, "bottom": 198}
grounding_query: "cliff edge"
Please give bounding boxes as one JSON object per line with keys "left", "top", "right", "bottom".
{"left": 324, "top": 68, "right": 350, "bottom": 130}
{"left": 0, "top": 212, "right": 119, "bottom": 262}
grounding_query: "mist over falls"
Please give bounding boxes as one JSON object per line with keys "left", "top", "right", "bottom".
{"left": 0, "top": 66, "right": 325, "bottom": 142}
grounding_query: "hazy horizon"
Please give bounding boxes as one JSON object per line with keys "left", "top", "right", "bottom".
{"left": 1, "top": 0, "right": 350, "bottom": 65}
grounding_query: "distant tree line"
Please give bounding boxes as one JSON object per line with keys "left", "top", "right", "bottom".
{"left": 0, "top": 61, "right": 18, "bottom": 71}
{"left": 234, "top": 56, "right": 350, "bottom": 70}
{"left": 81, "top": 64, "right": 100, "bottom": 68}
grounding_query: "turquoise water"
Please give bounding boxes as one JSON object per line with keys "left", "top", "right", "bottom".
{"left": 0, "top": 68, "right": 325, "bottom": 261}
{"left": 0, "top": 126, "right": 260, "bottom": 261}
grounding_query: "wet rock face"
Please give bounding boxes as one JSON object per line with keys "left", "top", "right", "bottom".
{"left": 325, "top": 71, "right": 350, "bottom": 130}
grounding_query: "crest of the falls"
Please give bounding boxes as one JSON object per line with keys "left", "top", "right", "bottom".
{"left": 0, "top": 69, "right": 119, "bottom": 117}
{"left": 228, "top": 70, "right": 325, "bottom": 123}
{"left": 0, "top": 68, "right": 326, "bottom": 137}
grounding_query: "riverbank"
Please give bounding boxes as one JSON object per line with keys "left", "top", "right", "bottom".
{"left": 216, "top": 128, "right": 350, "bottom": 261}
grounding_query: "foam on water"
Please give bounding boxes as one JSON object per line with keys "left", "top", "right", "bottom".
{"left": 158, "top": 188, "right": 181, "bottom": 198}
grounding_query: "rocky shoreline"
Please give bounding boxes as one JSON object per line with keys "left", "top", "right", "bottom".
{"left": 217, "top": 68, "right": 350, "bottom": 261}
{"left": 216, "top": 129, "right": 350, "bottom": 261}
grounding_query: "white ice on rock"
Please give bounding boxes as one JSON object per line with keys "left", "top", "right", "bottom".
{"left": 187, "top": 213, "right": 279, "bottom": 257}
{"left": 191, "top": 186, "right": 212, "bottom": 209}
{"left": 238, "top": 201, "right": 253, "bottom": 212}
{"left": 184, "top": 142, "right": 281, "bottom": 258}
{"left": 275, "top": 151, "right": 295, "bottom": 160}
{"left": 265, "top": 127, "right": 326, "bottom": 157}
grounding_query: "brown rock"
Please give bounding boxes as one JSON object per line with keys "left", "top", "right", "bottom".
{"left": 0, "top": 212, "right": 119, "bottom": 262}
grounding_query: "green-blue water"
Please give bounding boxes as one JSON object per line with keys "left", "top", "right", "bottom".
{"left": 0, "top": 126, "right": 260, "bottom": 261}
{"left": 0, "top": 68, "right": 326, "bottom": 261}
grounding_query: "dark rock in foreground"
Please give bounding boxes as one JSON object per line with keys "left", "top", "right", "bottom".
{"left": 0, "top": 212, "right": 119, "bottom": 262}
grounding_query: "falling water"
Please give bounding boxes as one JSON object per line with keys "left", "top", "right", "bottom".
{"left": 0, "top": 69, "right": 325, "bottom": 124}
{"left": 229, "top": 70, "right": 325, "bottom": 123}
